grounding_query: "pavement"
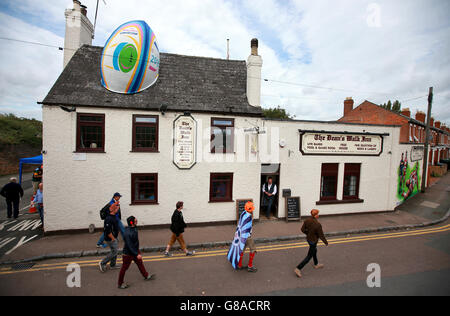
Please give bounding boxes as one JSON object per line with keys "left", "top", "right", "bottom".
{"left": 0, "top": 172, "right": 449, "bottom": 265}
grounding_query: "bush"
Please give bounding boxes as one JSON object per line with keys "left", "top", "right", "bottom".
{"left": 0, "top": 113, "right": 42, "bottom": 147}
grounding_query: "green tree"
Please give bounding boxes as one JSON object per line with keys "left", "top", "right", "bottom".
{"left": 380, "top": 100, "right": 401, "bottom": 113}
{"left": 262, "top": 106, "right": 295, "bottom": 120}
{"left": 0, "top": 113, "right": 42, "bottom": 147}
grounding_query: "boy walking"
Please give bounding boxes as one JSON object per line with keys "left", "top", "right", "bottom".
{"left": 118, "top": 216, "right": 155, "bottom": 289}
{"left": 294, "top": 209, "right": 328, "bottom": 278}
{"left": 99, "top": 202, "right": 120, "bottom": 272}
{"left": 164, "top": 201, "right": 195, "bottom": 257}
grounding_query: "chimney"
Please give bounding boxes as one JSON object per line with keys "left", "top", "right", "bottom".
{"left": 430, "top": 117, "right": 434, "bottom": 128}
{"left": 401, "top": 108, "right": 411, "bottom": 117}
{"left": 63, "top": 0, "right": 93, "bottom": 68}
{"left": 343, "top": 97, "right": 354, "bottom": 116}
{"left": 435, "top": 121, "right": 441, "bottom": 129}
{"left": 247, "top": 38, "right": 263, "bottom": 107}
{"left": 415, "top": 111, "right": 426, "bottom": 123}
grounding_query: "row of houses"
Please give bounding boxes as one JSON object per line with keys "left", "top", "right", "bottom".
{"left": 39, "top": 1, "right": 449, "bottom": 232}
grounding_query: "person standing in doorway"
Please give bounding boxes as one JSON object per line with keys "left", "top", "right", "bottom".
{"left": 0, "top": 177, "right": 24, "bottom": 219}
{"left": 32, "top": 183, "right": 44, "bottom": 226}
{"left": 294, "top": 209, "right": 328, "bottom": 278}
{"left": 117, "top": 216, "right": 155, "bottom": 289}
{"left": 164, "top": 201, "right": 195, "bottom": 257}
{"left": 99, "top": 202, "right": 120, "bottom": 272}
{"left": 262, "top": 177, "right": 277, "bottom": 219}
{"left": 32, "top": 165, "right": 43, "bottom": 194}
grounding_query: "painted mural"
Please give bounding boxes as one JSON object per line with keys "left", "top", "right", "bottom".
{"left": 397, "top": 150, "right": 421, "bottom": 202}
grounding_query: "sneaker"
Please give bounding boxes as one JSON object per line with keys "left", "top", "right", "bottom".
{"left": 118, "top": 283, "right": 129, "bottom": 289}
{"left": 144, "top": 274, "right": 155, "bottom": 281}
{"left": 186, "top": 251, "right": 195, "bottom": 256}
{"left": 294, "top": 268, "right": 302, "bottom": 278}
{"left": 164, "top": 251, "right": 172, "bottom": 257}
{"left": 247, "top": 266, "right": 258, "bottom": 273}
{"left": 96, "top": 244, "right": 103, "bottom": 249}
{"left": 99, "top": 261, "right": 107, "bottom": 273}
{"left": 314, "top": 264, "right": 324, "bottom": 269}
{"left": 237, "top": 266, "right": 248, "bottom": 270}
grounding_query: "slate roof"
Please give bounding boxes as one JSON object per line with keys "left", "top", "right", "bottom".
{"left": 41, "top": 45, "right": 262, "bottom": 117}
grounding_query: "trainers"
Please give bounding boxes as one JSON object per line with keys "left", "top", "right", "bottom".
{"left": 118, "top": 283, "right": 129, "bottom": 289}
{"left": 247, "top": 266, "right": 258, "bottom": 273}
{"left": 186, "top": 251, "right": 195, "bottom": 256}
{"left": 314, "top": 264, "right": 324, "bottom": 269}
{"left": 144, "top": 274, "right": 155, "bottom": 281}
{"left": 237, "top": 265, "right": 248, "bottom": 270}
{"left": 99, "top": 261, "right": 107, "bottom": 273}
{"left": 294, "top": 268, "right": 302, "bottom": 278}
{"left": 164, "top": 251, "right": 172, "bottom": 257}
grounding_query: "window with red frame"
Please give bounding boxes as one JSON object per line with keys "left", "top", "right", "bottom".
{"left": 320, "top": 163, "right": 339, "bottom": 201}
{"left": 210, "top": 173, "right": 233, "bottom": 202}
{"left": 343, "top": 163, "right": 361, "bottom": 200}
{"left": 131, "top": 173, "right": 158, "bottom": 205}
{"left": 211, "top": 118, "right": 234, "bottom": 154}
{"left": 132, "top": 115, "right": 159, "bottom": 152}
{"left": 76, "top": 113, "right": 105, "bottom": 152}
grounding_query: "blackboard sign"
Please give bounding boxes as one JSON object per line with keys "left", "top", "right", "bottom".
{"left": 236, "top": 199, "right": 253, "bottom": 220}
{"left": 285, "top": 196, "right": 301, "bottom": 221}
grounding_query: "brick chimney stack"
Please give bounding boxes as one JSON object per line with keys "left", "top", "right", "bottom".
{"left": 415, "top": 111, "right": 426, "bottom": 123}
{"left": 343, "top": 97, "right": 354, "bottom": 117}
{"left": 247, "top": 38, "right": 262, "bottom": 107}
{"left": 63, "top": 0, "right": 93, "bottom": 68}
{"left": 435, "top": 121, "right": 441, "bottom": 129}
{"left": 401, "top": 108, "right": 411, "bottom": 117}
{"left": 430, "top": 117, "right": 434, "bottom": 127}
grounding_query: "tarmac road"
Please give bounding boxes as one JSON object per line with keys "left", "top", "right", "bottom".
{"left": 0, "top": 221, "right": 449, "bottom": 296}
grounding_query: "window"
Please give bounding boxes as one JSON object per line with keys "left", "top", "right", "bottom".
{"left": 132, "top": 115, "right": 158, "bottom": 152}
{"left": 211, "top": 118, "right": 234, "bottom": 153}
{"left": 76, "top": 113, "right": 105, "bottom": 152}
{"left": 131, "top": 173, "right": 158, "bottom": 205}
{"left": 210, "top": 173, "right": 233, "bottom": 202}
{"left": 343, "top": 163, "right": 361, "bottom": 200}
{"left": 320, "top": 163, "right": 338, "bottom": 201}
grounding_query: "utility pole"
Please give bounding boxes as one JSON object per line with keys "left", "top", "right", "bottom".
{"left": 421, "top": 87, "right": 433, "bottom": 193}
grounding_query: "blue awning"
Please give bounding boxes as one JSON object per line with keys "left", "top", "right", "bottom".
{"left": 19, "top": 155, "right": 42, "bottom": 184}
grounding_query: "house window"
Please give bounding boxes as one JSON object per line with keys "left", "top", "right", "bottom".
{"left": 211, "top": 118, "right": 234, "bottom": 153}
{"left": 343, "top": 163, "right": 361, "bottom": 200}
{"left": 210, "top": 173, "right": 233, "bottom": 202}
{"left": 132, "top": 115, "right": 158, "bottom": 152}
{"left": 320, "top": 163, "right": 339, "bottom": 201}
{"left": 131, "top": 173, "right": 158, "bottom": 204}
{"left": 76, "top": 113, "right": 105, "bottom": 152}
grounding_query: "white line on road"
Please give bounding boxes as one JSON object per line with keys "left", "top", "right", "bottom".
{"left": 0, "top": 237, "right": 16, "bottom": 250}
{"left": 5, "top": 235, "right": 38, "bottom": 255}
{"left": 7, "top": 219, "right": 42, "bottom": 232}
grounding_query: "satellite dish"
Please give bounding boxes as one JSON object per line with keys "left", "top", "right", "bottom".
{"left": 100, "top": 20, "right": 160, "bottom": 94}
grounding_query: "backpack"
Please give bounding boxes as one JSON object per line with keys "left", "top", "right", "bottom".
{"left": 100, "top": 203, "right": 110, "bottom": 220}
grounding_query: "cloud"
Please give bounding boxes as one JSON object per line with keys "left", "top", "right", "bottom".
{"left": 0, "top": 0, "right": 449, "bottom": 125}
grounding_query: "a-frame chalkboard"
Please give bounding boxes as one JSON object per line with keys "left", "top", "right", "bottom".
{"left": 285, "top": 196, "right": 301, "bottom": 221}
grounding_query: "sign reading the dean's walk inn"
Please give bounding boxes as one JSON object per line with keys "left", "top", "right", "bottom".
{"left": 300, "top": 131, "right": 384, "bottom": 156}
{"left": 173, "top": 115, "right": 197, "bottom": 169}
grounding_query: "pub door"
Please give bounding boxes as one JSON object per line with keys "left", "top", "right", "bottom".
{"left": 260, "top": 164, "right": 280, "bottom": 219}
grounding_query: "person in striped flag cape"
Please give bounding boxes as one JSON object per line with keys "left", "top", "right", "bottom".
{"left": 227, "top": 201, "right": 258, "bottom": 273}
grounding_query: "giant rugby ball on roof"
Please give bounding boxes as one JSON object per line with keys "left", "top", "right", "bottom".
{"left": 100, "top": 20, "right": 160, "bottom": 94}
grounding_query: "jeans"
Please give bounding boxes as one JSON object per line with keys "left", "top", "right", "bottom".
{"left": 118, "top": 255, "right": 149, "bottom": 286}
{"left": 297, "top": 241, "right": 318, "bottom": 270}
{"left": 265, "top": 197, "right": 274, "bottom": 217}
{"left": 101, "top": 239, "right": 118, "bottom": 267}
{"left": 97, "top": 219, "right": 125, "bottom": 245}
{"left": 6, "top": 198, "right": 20, "bottom": 219}
{"left": 37, "top": 204, "right": 44, "bottom": 225}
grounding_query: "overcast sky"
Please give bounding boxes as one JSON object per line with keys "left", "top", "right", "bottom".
{"left": 0, "top": 0, "right": 449, "bottom": 125}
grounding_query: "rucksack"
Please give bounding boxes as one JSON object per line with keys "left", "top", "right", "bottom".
{"left": 100, "top": 203, "right": 110, "bottom": 220}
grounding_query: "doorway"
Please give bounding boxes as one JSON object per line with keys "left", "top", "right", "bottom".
{"left": 260, "top": 164, "right": 280, "bottom": 220}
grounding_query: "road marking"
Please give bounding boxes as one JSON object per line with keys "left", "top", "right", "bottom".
{"left": 420, "top": 201, "right": 440, "bottom": 209}
{"left": 7, "top": 219, "right": 41, "bottom": 232}
{"left": 0, "top": 237, "right": 16, "bottom": 250}
{"left": 0, "top": 224, "right": 449, "bottom": 276}
{"left": 4, "top": 235, "right": 38, "bottom": 256}
{"left": 0, "top": 220, "right": 17, "bottom": 231}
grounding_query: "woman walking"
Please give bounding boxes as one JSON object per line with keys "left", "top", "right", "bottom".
{"left": 164, "top": 201, "right": 195, "bottom": 257}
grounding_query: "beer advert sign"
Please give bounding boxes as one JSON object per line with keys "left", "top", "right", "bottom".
{"left": 300, "top": 131, "right": 384, "bottom": 156}
{"left": 173, "top": 115, "right": 197, "bottom": 169}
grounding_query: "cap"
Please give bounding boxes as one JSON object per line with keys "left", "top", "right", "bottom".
{"left": 113, "top": 192, "right": 122, "bottom": 198}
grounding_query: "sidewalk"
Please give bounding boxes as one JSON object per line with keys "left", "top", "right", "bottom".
{"left": 1, "top": 173, "right": 449, "bottom": 264}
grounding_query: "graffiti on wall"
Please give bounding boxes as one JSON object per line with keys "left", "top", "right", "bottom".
{"left": 397, "top": 150, "right": 421, "bottom": 202}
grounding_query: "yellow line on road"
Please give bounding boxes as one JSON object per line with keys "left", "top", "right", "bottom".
{"left": 0, "top": 224, "right": 448, "bottom": 276}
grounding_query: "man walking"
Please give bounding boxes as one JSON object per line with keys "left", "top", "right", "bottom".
{"left": 0, "top": 177, "right": 24, "bottom": 219}
{"left": 262, "top": 177, "right": 277, "bottom": 219}
{"left": 294, "top": 209, "right": 328, "bottom": 278}
{"left": 97, "top": 192, "right": 125, "bottom": 248}
{"left": 118, "top": 216, "right": 155, "bottom": 289}
{"left": 236, "top": 201, "right": 257, "bottom": 273}
{"left": 99, "top": 202, "right": 120, "bottom": 272}
{"left": 164, "top": 201, "right": 195, "bottom": 257}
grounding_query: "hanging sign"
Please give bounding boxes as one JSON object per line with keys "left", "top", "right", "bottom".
{"left": 300, "top": 131, "right": 384, "bottom": 156}
{"left": 410, "top": 146, "right": 424, "bottom": 162}
{"left": 173, "top": 115, "right": 197, "bottom": 169}
{"left": 100, "top": 20, "right": 160, "bottom": 94}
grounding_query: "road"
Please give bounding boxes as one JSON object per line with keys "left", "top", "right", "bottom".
{"left": 0, "top": 222, "right": 449, "bottom": 296}
{"left": 0, "top": 173, "right": 42, "bottom": 257}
